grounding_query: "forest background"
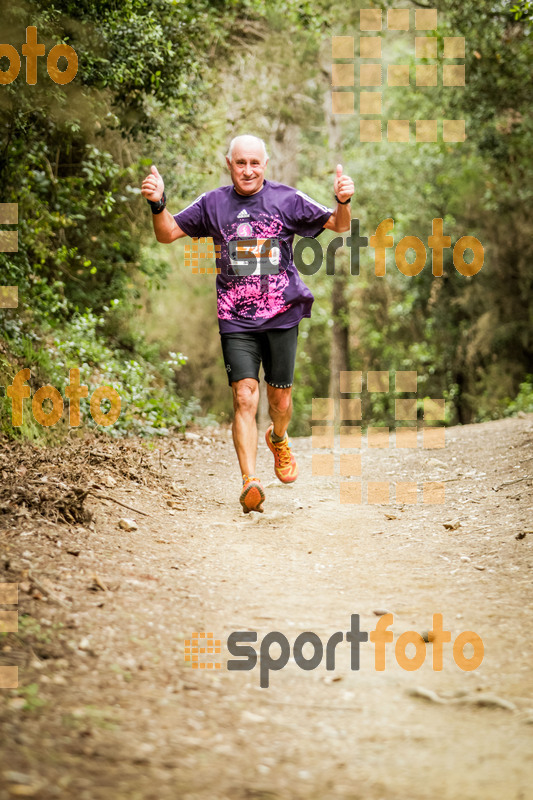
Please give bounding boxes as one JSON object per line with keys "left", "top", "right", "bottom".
{"left": 1, "top": 0, "right": 532, "bottom": 440}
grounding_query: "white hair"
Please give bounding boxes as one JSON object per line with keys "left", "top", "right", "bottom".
{"left": 226, "top": 135, "right": 268, "bottom": 164}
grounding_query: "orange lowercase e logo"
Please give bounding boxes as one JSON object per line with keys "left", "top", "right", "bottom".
{"left": 184, "top": 632, "right": 222, "bottom": 669}
{"left": 185, "top": 238, "right": 221, "bottom": 274}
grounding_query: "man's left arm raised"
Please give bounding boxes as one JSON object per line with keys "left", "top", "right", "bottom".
{"left": 324, "top": 163, "right": 354, "bottom": 233}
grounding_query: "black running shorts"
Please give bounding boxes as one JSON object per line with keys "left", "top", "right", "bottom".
{"left": 220, "top": 326, "right": 299, "bottom": 388}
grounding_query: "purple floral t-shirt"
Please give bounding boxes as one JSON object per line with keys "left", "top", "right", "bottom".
{"left": 173, "top": 180, "right": 333, "bottom": 333}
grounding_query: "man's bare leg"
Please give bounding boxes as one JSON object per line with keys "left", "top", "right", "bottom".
{"left": 232, "top": 378, "right": 260, "bottom": 477}
{"left": 266, "top": 385, "right": 293, "bottom": 438}
{"left": 265, "top": 384, "right": 298, "bottom": 483}
{"left": 232, "top": 378, "right": 266, "bottom": 513}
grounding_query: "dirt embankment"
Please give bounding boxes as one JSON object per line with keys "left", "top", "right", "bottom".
{"left": 0, "top": 416, "right": 532, "bottom": 800}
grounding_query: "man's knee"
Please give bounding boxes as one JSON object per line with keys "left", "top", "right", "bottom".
{"left": 232, "top": 379, "right": 259, "bottom": 415}
{"left": 267, "top": 386, "right": 292, "bottom": 415}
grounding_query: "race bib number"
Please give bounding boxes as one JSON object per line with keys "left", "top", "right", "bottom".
{"left": 228, "top": 238, "right": 280, "bottom": 277}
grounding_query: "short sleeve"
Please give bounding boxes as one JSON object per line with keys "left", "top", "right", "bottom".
{"left": 288, "top": 190, "right": 334, "bottom": 238}
{"left": 173, "top": 193, "right": 208, "bottom": 238}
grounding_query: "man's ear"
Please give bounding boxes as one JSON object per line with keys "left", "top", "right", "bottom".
{"left": 226, "top": 157, "right": 232, "bottom": 169}
{"left": 264, "top": 158, "right": 269, "bottom": 169}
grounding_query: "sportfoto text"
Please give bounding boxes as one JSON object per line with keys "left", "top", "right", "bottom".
{"left": 227, "top": 613, "right": 484, "bottom": 688}
{"left": 224, "top": 218, "right": 484, "bottom": 278}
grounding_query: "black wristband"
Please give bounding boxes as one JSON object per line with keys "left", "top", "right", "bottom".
{"left": 148, "top": 191, "right": 166, "bottom": 214}
{"left": 335, "top": 194, "right": 351, "bottom": 205}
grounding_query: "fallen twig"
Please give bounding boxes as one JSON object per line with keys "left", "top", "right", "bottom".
{"left": 264, "top": 700, "right": 361, "bottom": 711}
{"left": 29, "top": 573, "right": 70, "bottom": 609}
{"left": 88, "top": 490, "right": 152, "bottom": 517}
{"left": 494, "top": 476, "right": 532, "bottom": 491}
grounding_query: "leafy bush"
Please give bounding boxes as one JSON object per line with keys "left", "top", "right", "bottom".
{"left": 1, "top": 304, "right": 195, "bottom": 438}
{"left": 505, "top": 376, "right": 533, "bottom": 417}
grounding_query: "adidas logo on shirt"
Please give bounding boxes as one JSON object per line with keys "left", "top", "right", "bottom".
{"left": 237, "top": 209, "right": 250, "bottom": 218}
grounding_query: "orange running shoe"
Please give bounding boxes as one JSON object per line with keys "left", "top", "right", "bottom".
{"left": 265, "top": 424, "right": 298, "bottom": 483}
{"left": 239, "top": 475, "right": 265, "bottom": 514}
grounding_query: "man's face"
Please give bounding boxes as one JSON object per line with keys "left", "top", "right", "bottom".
{"left": 226, "top": 142, "right": 268, "bottom": 196}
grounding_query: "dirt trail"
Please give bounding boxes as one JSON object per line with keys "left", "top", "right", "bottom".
{"left": 1, "top": 416, "right": 532, "bottom": 800}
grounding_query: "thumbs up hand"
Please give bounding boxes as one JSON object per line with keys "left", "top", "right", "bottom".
{"left": 141, "top": 164, "right": 165, "bottom": 202}
{"left": 333, "top": 163, "right": 354, "bottom": 204}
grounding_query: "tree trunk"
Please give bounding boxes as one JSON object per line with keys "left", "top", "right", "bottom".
{"left": 328, "top": 262, "right": 350, "bottom": 401}
{"left": 324, "top": 88, "right": 350, "bottom": 402}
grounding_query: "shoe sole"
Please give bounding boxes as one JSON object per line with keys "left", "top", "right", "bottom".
{"left": 265, "top": 425, "right": 299, "bottom": 484}
{"left": 240, "top": 482, "right": 265, "bottom": 514}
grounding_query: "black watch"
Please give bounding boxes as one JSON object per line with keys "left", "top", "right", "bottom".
{"left": 147, "top": 191, "right": 167, "bottom": 214}
{"left": 335, "top": 194, "right": 351, "bottom": 205}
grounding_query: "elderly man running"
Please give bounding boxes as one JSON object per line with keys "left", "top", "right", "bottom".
{"left": 141, "top": 134, "right": 354, "bottom": 514}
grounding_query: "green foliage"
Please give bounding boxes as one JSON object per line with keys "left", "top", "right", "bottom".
{"left": 0, "top": 0, "right": 277, "bottom": 439}
{"left": 305, "top": 0, "right": 533, "bottom": 425}
{"left": 510, "top": 1, "right": 533, "bottom": 20}
{"left": 1, "top": 0, "right": 531, "bottom": 440}
{"left": 0, "top": 0, "right": 262, "bottom": 321}
{"left": 13, "top": 682, "right": 46, "bottom": 712}
{"left": 136, "top": 0, "right": 532, "bottom": 431}
{"left": 1, "top": 305, "right": 193, "bottom": 437}
{"left": 505, "top": 376, "right": 533, "bottom": 416}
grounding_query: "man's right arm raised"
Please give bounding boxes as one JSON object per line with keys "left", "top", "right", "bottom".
{"left": 141, "top": 164, "right": 188, "bottom": 243}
